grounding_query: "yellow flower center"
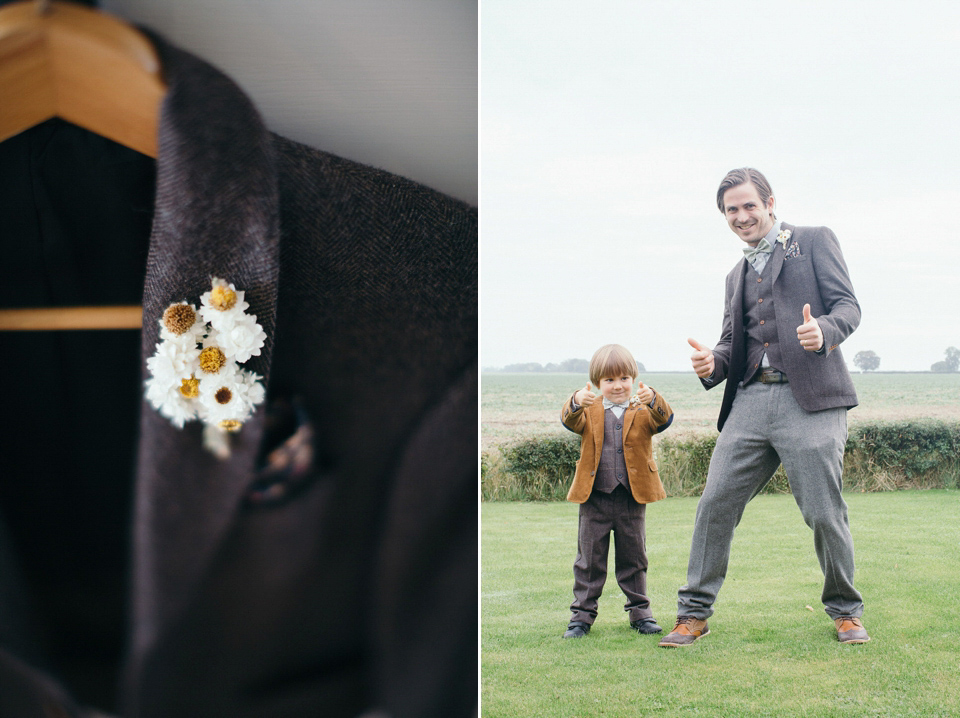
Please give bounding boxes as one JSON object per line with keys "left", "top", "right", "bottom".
{"left": 219, "top": 419, "right": 243, "bottom": 432}
{"left": 162, "top": 304, "right": 197, "bottom": 335}
{"left": 179, "top": 377, "right": 200, "bottom": 398}
{"left": 214, "top": 387, "right": 233, "bottom": 404}
{"left": 210, "top": 286, "right": 237, "bottom": 311}
{"left": 199, "top": 347, "right": 226, "bottom": 373}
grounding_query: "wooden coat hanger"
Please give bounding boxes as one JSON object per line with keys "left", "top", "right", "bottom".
{"left": 0, "top": 0, "right": 165, "bottom": 331}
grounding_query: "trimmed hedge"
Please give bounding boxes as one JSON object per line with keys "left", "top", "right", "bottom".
{"left": 481, "top": 421, "right": 960, "bottom": 501}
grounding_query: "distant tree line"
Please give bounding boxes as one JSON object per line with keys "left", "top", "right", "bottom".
{"left": 496, "top": 358, "right": 646, "bottom": 374}
{"left": 851, "top": 346, "right": 959, "bottom": 373}
{"left": 931, "top": 346, "right": 960, "bottom": 373}
{"left": 854, "top": 350, "right": 880, "bottom": 372}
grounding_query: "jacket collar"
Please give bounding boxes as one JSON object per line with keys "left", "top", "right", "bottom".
{"left": 130, "top": 34, "right": 280, "bottom": 656}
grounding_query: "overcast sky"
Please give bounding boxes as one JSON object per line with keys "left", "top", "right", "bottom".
{"left": 481, "top": 1, "right": 960, "bottom": 372}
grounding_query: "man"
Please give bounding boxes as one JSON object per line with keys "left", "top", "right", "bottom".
{"left": 658, "top": 167, "right": 868, "bottom": 648}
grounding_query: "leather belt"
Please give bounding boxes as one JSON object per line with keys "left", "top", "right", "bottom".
{"left": 758, "top": 369, "right": 788, "bottom": 384}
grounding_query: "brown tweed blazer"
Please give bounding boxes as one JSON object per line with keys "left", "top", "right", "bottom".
{"left": 561, "top": 392, "right": 673, "bottom": 504}
{"left": 0, "top": 30, "right": 475, "bottom": 718}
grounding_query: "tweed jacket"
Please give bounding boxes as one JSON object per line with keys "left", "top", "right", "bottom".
{"left": 704, "top": 223, "right": 860, "bottom": 431}
{"left": 561, "top": 392, "right": 673, "bottom": 504}
{"left": 0, "top": 31, "right": 476, "bottom": 718}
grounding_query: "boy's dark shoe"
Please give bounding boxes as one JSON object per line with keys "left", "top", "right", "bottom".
{"left": 563, "top": 621, "right": 591, "bottom": 638}
{"left": 658, "top": 616, "right": 709, "bottom": 647}
{"left": 835, "top": 616, "right": 870, "bottom": 644}
{"left": 630, "top": 618, "right": 663, "bottom": 635}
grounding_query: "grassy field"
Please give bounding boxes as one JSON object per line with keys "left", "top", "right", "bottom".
{"left": 482, "top": 492, "right": 960, "bottom": 717}
{"left": 481, "top": 372, "right": 960, "bottom": 450}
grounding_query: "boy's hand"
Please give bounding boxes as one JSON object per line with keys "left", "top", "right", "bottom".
{"left": 796, "top": 303, "right": 824, "bottom": 352}
{"left": 574, "top": 383, "right": 597, "bottom": 407}
{"left": 688, "top": 338, "right": 715, "bottom": 378}
{"left": 631, "top": 382, "right": 654, "bottom": 405}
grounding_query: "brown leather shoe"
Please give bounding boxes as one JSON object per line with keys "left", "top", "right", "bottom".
{"left": 835, "top": 616, "right": 870, "bottom": 644}
{"left": 658, "top": 616, "right": 709, "bottom": 647}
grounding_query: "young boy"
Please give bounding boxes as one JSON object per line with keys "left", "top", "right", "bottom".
{"left": 560, "top": 344, "right": 673, "bottom": 638}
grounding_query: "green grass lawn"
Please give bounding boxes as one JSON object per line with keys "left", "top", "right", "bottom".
{"left": 481, "top": 491, "right": 960, "bottom": 717}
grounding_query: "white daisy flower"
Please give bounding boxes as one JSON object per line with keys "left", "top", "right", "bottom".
{"left": 198, "top": 372, "right": 251, "bottom": 424}
{"left": 199, "top": 278, "right": 250, "bottom": 330}
{"left": 159, "top": 302, "right": 206, "bottom": 344}
{"left": 146, "top": 339, "right": 200, "bottom": 386}
{"left": 146, "top": 377, "right": 199, "bottom": 428}
{"left": 213, "top": 314, "right": 266, "bottom": 363}
{"left": 239, "top": 369, "right": 266, "bottom": 407}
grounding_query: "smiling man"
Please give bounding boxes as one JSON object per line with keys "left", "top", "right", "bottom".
{"left": 659, "top": 167, "right": 869, "bottom": 647}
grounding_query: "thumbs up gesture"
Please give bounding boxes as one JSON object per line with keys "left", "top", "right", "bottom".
{"left": 796, "top": 303, "right": 824, "bottom": 352}
{"left": 631, "top": 381, "right": 654, "bottom": 406}
{"left": 688, "top": 338, "right": 715, "bottom": 379}
{"left": 575, "top": 382, "right": 597, "bottom": 407}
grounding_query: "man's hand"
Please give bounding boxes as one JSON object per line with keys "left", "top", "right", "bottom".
{"left": 631, "top": 381, "right": 654, "bottom": 405}
{"left": 688, "top": 338, "right": 715, "bottom": 379}
{"left": 574, "top": 383, "right": 597, "bottom": 407}
{"left": 796, "top": 303, "right": 824, "bottom": 352}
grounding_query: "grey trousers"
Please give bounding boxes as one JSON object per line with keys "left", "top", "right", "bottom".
{"left": 677, "top": 381, "right": 864, "bottom": 620}
{"left": 571, "top": 485, "right": 654, "bottom": 624}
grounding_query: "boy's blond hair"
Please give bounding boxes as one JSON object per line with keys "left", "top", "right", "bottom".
{"left": 589, "top": 344, "right": 638, "bottom": 387}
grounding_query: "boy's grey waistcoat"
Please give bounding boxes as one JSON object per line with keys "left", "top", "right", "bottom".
{"left": 704, "top": 224, "right": 860, "bottom": 431}
{"left": 594, "top": 409, "right": 631, "bottom": 494}
{"left": 0, "top": 31, "right": 476, "bottom": 718}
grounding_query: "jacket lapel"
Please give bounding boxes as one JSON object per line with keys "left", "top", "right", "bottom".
{"left": 769, "top": 222, "right": 791, "bottom": 285}
{"left": 622, "top": 404, "right": 637, "bottom": 436}
{"left": 131, "top": 36, "right": 280, "bottom": 652}
{"left": 588, "top": 403, "right": 604, "bottom": 461}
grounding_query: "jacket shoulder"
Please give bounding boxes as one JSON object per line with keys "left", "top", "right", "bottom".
{"left": 788, "top": 225, "right": 837, "bottom": 242}
{"left": 270, "top": 133, "right": 476, "bottom": 225}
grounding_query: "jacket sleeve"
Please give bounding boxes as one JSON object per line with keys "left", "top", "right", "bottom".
{"left": 560, "top": 392, "right": 586, "bottom": 434}
{"left": 371, "top": 365, "right": 477, "bottom": 718}
{"left": 645, "top": 390, "right": 674, "bottom": 433}
{"left": 810, "top": 227, "right": 861, "bottom": 357}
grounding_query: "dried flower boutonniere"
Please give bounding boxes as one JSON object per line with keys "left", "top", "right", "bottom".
{"left": 145, "top": 278, "right": 267, "bottom": 457}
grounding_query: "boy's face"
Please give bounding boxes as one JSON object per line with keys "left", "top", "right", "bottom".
{"left": 597, "top": 374, "right": 635, "bottom": 404}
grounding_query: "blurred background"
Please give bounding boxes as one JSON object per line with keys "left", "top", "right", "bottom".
{"left": 94, "top": 0, "right": 478, "bottom": 204}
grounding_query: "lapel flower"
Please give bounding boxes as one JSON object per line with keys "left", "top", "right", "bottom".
{"left": 776, "top": 228, "right": 792, "bottom": 248}
{"left": 145, "top": 277, "right": 267, "bottom": 456}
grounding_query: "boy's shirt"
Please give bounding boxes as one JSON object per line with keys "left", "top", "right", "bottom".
{"left": 560, "top": 389, "right": 673, "bottom": 505}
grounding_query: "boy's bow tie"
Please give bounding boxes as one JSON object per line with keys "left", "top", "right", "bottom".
{"left": 602, "top": 398, "right": 630, "bottom": 410}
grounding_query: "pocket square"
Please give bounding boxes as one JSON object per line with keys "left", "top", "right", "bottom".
{"left": 783, "top": 238, "right": 802, "bottom": 259}
{"left": 245, "top": 397, "right": 318, "bottom": 507}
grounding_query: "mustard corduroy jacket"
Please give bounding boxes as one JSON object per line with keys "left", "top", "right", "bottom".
{"left": 560, "top": 391, "right": 673, "bottom": 504}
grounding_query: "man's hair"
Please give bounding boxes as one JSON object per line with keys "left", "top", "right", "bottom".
{"left": 716, "top": 167, "right": 775, "bottom": 217}
{"left": 589, "top": 344, "right": 638, "bottom": 387}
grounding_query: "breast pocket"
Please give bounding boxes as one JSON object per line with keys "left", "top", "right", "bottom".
{"left": 245, "top": 397, "right": 322, "bottom": 508}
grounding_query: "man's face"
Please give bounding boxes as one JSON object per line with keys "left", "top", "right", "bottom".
{"left": 598, "top": 375, "right": 634, "bottom": 404}
{"left": 722, "top": 182, "right": 775, "bottom": 247}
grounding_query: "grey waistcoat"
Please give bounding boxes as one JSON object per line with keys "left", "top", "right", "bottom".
{"left": 594, "top": 408, "right": 630, "bottom": 493}
{"left": 742, "top": 259, "right": 783, "bottom": 385}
